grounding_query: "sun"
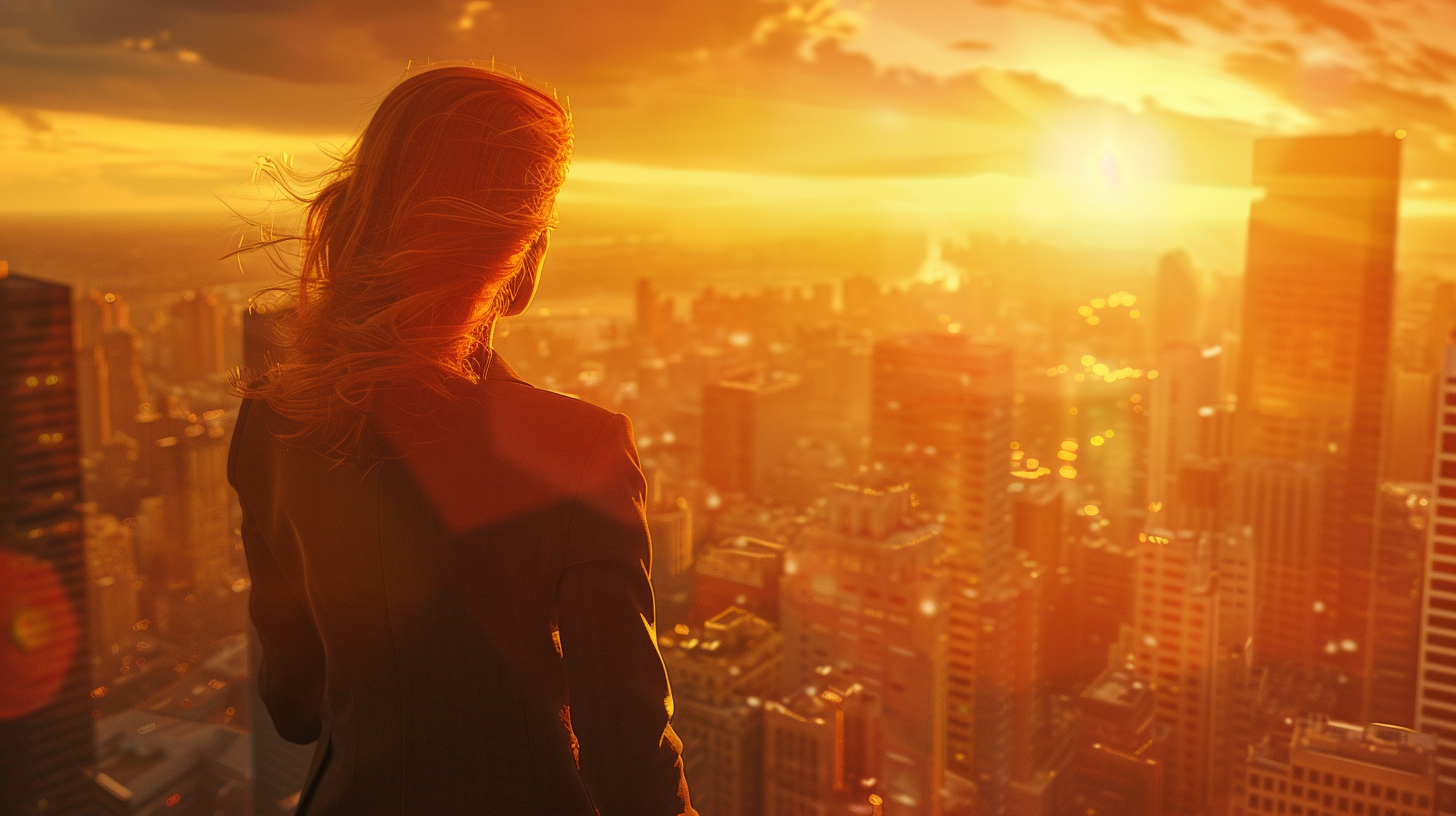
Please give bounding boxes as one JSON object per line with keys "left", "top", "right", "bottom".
{"left": 1033, "top": 109, "right": 1178, "bottom": 226}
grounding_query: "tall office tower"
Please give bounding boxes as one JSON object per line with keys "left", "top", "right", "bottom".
{"left": 1145, "top": 343, "right": 1222, "bottom": 523}
{"left": 702, "top": 371, "right": 805, "bottom": 498}
{"left": 1151, "top": 249, "right": 1203, "bottom": 352}
{"left": 647, "top": 491, "right": 694, "bottom": 622}
{"left": 147, "top": 420, "right": 236, "bottom": 643}
{"left": 0, "top": 269, "right": 96, "bottom": 816}
{"left": 1013, "top": 481, "right": 1064, "bottom": 570}
{"left": 780, "top": 481, "right": 947, "bottom": 816}
{"left": 1366, "top": 483, "right": 1430, "bottom": 733}
{"left": 661, "top": 607, "right": 782, "bottom": 816}
{"left": 1056, "top": 667, "right": 1164, "bottom": 816}
{"left": 635, "top": 277, "right": 661, "bottom": 344}
{"left": 1069, "top": 534, "right": 1137, "bottom": 685}
{"left": 871, "top": 333, "right": 1014, "bottom": 783}
{"left": 1233, "top": 456, "right": 1325, "bottom": 666}
{"left": 978, "top": 567, "right": 1043, "bottom": 816}
{"left": 171, "top": 290, "right": 227, "bottom": 380}
{"left": 1236, "top": 718, "right": 1437, "bottom": 816}
{"left": 763, "top": 669, "right": 883, "bottom": 816}
{"left": 1234, "top": 133, "right": 1401, "bottom": 708}
{"left": 1418, "top": 339, "right": 1456, "bottom": 803}
{"left": 1130, "top": 527, "right": 1254, "bottom": 815}
{"left": 872, "top": 333, "right": 1014, "bottom": 579}
{"left": 84, "top": 511, "right": 140, "bottom": 683}
{"left": 800, "top": 327, "right": 872, "bottom": 444}
{"left": 100, "top": 326, "right": 148, "bottom": 442}
{"left": 1386, "top": 369, "right": 1440, "bottom": 483}
{"left": 691, "top": 536, "right": 784, "bottom": 625}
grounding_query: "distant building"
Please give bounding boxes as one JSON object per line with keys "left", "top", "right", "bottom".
{"left": 1231, "top": 457, "right": 1324, "bottom": 667}
{"left": 1130, "top": 527, "right": 1254, "bottom": 815}
{"left": 1238, "top": 718, "right": 1437, "bottom": 816}
{"left": 84, "top": 511, "right": 141, "bottom": 684}
{"left": 661, "top": 607, "right": 782, "bottom": 816}
{"left": 170, "top": 290, "right": 227, "bottom": 381}
{"left": 647, "top": 476, "right": 694, "bottom": 588}
{"left": 702, "top": 370, "right": 805, "bottom": 498}
{"left": 780, "top": 481, "right": 946, "bottom": 816}
{"left": 870, "top": 333, "right": 1015, "bottom": 787}
{"left": 1069, "top": 534, "right": 1137, "bottom": 686}
{"left": 692, "top": 536, "right": 784, "bottom": 625}
{"left": 100, "top": 326, "right": 149, "bottom": 442}
{"left": 1056, "top": 667, "right": 1164, "bottom": 816}
{"left": 1145, "top": 343, "right": 1222, "bottom": 524}
{"left": 91, "top": 709, "right": 251, "bottom": 816}
{"left": 1417, "top": 338, "right": 1456, "bottom": 805}
{"left": 1365, "top": 482, "right": 1430, "bottom": 729}
{"left": 146, "top": 419, "right": 240, "bottom": 645}
{"left": 1384, "top": 370, "right": 1439, "bottom": 483}
{"left": 1234, "top": 133, "right": 1402, "bottom": 713}
{"left": 1013, "top": 481, "right": 1064, "bottom": 571}
{"left": 0, "top": 268, "right": 97, "bottom": 815}
{"left": 763, "top": 668, "right": 883, "bottom": 816}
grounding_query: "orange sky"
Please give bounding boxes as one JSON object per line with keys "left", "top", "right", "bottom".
{"left": 1, "top": 0, "right": 1453, "bottom": 271}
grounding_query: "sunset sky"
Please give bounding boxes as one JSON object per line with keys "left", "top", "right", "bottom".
{"left": 2, "top": 0, "right": 1454, "bottom": 270}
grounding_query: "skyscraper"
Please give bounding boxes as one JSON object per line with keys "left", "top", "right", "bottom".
{"left": 1416, "top": 339, "right": 1456, "bottom": 803}
{"left": 871, "top": 333, "right": 1014, "bottom": 786}
{"left": 0, "top": 267, "right": 96, "bottom": 816}
{"left": 779, "top": 481, "right": 946, "bottom": 816}
{"left": 1364, "top": 482, "right": 1430, "bottom": 729}
{"left": 702, "top": 370, "right": 805, "bottom": 498}
{"left": 1130, "top": 527, "right": 1254, "bottom": 815}
{"left": 1234, "top": 133, "right": 1401, "bottom": 708}
{"left": 662, "top": 607, "right": 781, "bottom": 816}
{"left": 170, "top": 290, "right": 227, "bottom": 381}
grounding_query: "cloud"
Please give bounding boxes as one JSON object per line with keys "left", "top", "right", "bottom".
{"left": 5, "top": 105, "right": 52, "bottom": 132}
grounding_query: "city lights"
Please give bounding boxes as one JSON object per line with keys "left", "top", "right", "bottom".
{"left": 5, "top": 5, "right": 1447, "bottom": 815}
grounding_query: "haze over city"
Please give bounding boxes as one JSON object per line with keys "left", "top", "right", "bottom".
{"left": 3, "top": 2, "right": 1456, "bottom": 816}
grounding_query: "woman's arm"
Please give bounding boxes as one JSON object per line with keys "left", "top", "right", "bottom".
{"left": 557, "top": 413, "right": 695, "bottom": 816}
{"left": 231, "top": 401, "right": 326, "bottom": 745}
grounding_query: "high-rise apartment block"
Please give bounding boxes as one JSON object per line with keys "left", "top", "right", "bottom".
{"left": 1130, "top": 527, "right": 1254, "bottom": 815}
{"left": 1365, "top": 482, "right": 1430, "bottom": 729}
{"left": 0, "top": 268, "right": 97, "bottom": 815}
{"left": 871, "top": 333, "right": 1014, "bottom": 786}
{"left": 780, "top": 481, "right": 947, "bottom": 815}
{"left": 1239, "top": 718, "right": 1437, "bottom": 816}
{"left": 84, "top": 511, "right": 141, "bottom": 683}
{"left": 1234, "top": 134, "right": 1401, "bottom": 707}
{"left": 703, "top": 371, "right": 805, "bottom": 497}
{"left": 763, "top": 669, "right": 883, "bottom": 816}
{"left": 1417, "top": 339, "right": 1456, "bottom": 802}
{"left": 662, "top": 607, "right": 782, "bottom": 816}
{"left": 170, "top": 290, "right": 227, "bottom": 381}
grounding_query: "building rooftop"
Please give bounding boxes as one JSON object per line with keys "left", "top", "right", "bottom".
{"left": 1295, "top": 718, "right": 1437, "bottom": 779}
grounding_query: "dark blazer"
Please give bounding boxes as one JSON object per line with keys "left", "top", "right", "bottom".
{"left": 228, "top": 351, "right": 695, "bottom": 816}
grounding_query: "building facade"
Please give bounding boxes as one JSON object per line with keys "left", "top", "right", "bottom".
{"left": 1234, "top": 134, "right": 1401, "bottom": 710}
{"left": 0, "top": 268, "right": 97, "bottom": 815}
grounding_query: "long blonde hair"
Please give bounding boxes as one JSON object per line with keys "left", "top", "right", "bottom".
{"left": 236, "top": 65, "right": 572, "bottom": 461}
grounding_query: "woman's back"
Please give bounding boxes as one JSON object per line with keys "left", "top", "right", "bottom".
{"left": 230, "top": 353, "right": 693, "bottom": 815}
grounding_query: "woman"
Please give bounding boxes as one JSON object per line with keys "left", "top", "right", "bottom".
{"left": 229, "top": 65, "right": 695, "bottom": 815}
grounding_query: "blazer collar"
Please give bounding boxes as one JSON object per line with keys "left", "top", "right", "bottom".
{"left": 482, "top": 348, "right": 525, "bottom": 384}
